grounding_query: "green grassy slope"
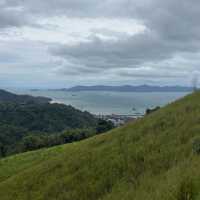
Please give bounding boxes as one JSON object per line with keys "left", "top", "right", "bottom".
{"left": 1, "top": 92, "right": 200, "bottom": 200}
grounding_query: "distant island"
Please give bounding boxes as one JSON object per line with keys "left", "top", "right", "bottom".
{"left": 52, "top": 85, "right": 194, "bottom": 92}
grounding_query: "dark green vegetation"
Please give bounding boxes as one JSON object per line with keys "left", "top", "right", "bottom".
{"left": 0, "top": 90, "right": 114, "bottom": 157}
{"left": 1, "top": 91, "right": 200, "bottom": 199}
{"left": 146, "top": 106, "right": 160, "bottom": 115}
{"left": 0, "top": 89, "right": 51, "bottom": 104}
{"left": 0, "top": 102, "right": 97, "bottom": 132}
{"left": 0, "top": 102, "right": 100, "bottom": 157}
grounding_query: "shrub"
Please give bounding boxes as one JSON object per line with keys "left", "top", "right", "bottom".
{"left": 146, "top": 106, "right": 160, "bottom": 115}
{"left": 192, "top": 137, "right": 200, "bottom": 154}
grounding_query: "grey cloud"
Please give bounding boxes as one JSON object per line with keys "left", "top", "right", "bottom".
{"left": 47, "top": 0, "right": 200, "bottom": 81}
{"left": 3, "top": 0, "right": 200, "bottom": 41}
{"left": 0, "top": 9, "right": 27, "bottom": 28}
{"left": 2, "top": 0, "right": 200, "bottom": 86}
{"left": 58, "top": 66, "right": 103, "bottom": 76}
{"left": 116, "top": 69, "right": 188, "bottom": 79}
{"left": 4, "top": 0, "right": 102, "bottom": 17}
{"left": 0, "top": 2, "right": 38, "bottom": 29}
{"left": 51, "top": 32, "right": 170, "bottom": 66}
{"left": 3, "top": 0, "right": 200, "bottom": 33}
{"left": 50, "top": 28, "right": 200, "bottom": 76}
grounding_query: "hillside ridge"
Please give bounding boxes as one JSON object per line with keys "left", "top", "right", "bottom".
{"left": 0, "top": 89, "right": 51, "bottom": 104}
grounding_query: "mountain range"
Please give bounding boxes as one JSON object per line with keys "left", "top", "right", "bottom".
{"left": 62, "top": 85, "right": 194, "bottom": 92}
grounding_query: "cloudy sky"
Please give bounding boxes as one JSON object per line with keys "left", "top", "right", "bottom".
{"left": 0, "top": 0, "right": 200, "bottom": 88}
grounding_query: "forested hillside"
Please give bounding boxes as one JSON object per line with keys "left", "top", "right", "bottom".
{"left": 0, "top": 90, "right": 113, "bottom": 157}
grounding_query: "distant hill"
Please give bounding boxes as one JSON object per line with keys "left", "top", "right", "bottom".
{"left": 0, "top": 89, "right": 51, "bottom": 104}
{"left": 1, "top": 91, "right": 200, "bottom": 199}
{"left": 0, "top": 102, "right": 98, "bottom": 133}
{"left": 64, "top": 85, "right": 193, "bottom": 92}
{"left": 0, "top": 89, "right": 109, "bottom": 157}
{"left": 0, "top": 102, "right": 100, "bottom": 157}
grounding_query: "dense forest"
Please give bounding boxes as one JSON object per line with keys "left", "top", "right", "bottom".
{"left": 0, "top": 90, "right": 114, "bottom": 157}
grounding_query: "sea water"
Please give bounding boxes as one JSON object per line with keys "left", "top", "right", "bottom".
{"left": 10, "top": 89, "right": 189, "bottom": 115}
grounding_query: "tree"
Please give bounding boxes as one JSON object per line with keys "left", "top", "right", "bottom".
{"left": 22, "top": 135, "right": 43, "bottom": 151}
{"left": 146, "top": 106, "right": 160, "bottom": 115}
{"left": 96, "top": 119, "right": 115, "bottom": 134}
{"left": 0, "top": 143, "right": 6, "bottom": 157}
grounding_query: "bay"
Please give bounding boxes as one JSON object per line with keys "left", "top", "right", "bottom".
{"left": 10, "top": 89, "right": 189, "bottom": 115}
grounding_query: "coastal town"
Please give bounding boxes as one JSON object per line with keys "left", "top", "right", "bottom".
{"left": 95, "top": 113, "right": 144, "bottom": 127}
{"left": 95, "top": 106, "right": 161, "bottom": 127}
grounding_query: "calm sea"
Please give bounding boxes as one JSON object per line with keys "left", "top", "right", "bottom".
{"left": 10, "top": 89, "right": 189, "bottom": 115}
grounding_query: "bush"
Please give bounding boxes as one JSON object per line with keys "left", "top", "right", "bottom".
{"left": 146, "top": 106, "right": 160, "bottom": 115}
{"left": 96, "top": 119, "right": 114, "bottom": 134}
{"left": 192, "top": 137, "right": 200, "bottom": 154}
